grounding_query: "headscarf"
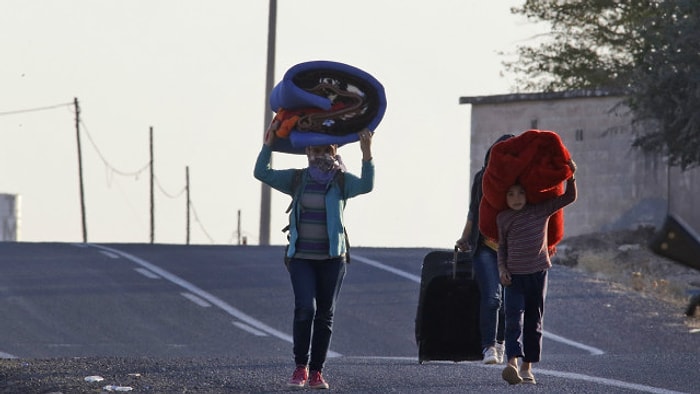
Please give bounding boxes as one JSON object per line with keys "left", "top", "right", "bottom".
{"left": 307, "top": 152, "right": 346, "bottom": 185}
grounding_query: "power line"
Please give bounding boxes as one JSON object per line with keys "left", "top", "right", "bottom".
{"left": 80, "top": 119, "right": 186, "bottom": 200}
{"left": 80, "top": 119, "right": 150, "bottom": 177}
{"left": 4, "top": 98, "right": 225, "bottom": 244}
{"left": 189, "top": 200, "right": 216, "bottom": 243}
{"left": 154, "top": 175, "right": 186, "bottom": 199}
{"left": 80, "top": 117, "right": 215, "bottom": 242}
{"left": 0, "top": 102, "right": 73, "bottom": 117}
{"left": 81, "top": 120, "right": 187, "bottom": 201}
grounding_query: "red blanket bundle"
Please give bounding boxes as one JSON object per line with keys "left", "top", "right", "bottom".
{"left": 479, "top": 129, "right": 573, "bottom": 253}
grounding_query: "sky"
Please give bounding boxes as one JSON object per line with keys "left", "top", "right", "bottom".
{"left": 1, "top": 0, "right": 548, "bottom": 248}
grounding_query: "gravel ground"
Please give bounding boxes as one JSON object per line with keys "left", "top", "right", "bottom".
{"left": 1, "top": 229, "right": 698, "bottom": 393}
{"left": 0, "top": 356, "right": 297, "bottom": 393}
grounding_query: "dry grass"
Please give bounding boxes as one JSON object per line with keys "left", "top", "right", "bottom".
{"left": 575, "top": 248, "right": 687, "bottom": 303}
{"left": 556, "top": 228, "right": 700, "bottom": 327}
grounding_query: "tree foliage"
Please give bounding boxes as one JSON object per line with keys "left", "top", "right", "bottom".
{"left": 506, "top": 0, "right": 700, "bottom": 169}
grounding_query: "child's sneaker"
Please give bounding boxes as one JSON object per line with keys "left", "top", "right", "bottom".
{"left": 502, "top": 364, "right": 523, "bottom": 385}
{"left": 483, "top": 346, "right": 499, "bottom": 364}
{"left": 287, "top": 365, "right": 308, "bottom": 388}
{"left": 308, "top": 370, "right": 329, "bottom": 390}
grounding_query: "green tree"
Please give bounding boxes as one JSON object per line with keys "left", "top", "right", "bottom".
{"left": 506, "top": 0, "right": 700, "bottom": 169}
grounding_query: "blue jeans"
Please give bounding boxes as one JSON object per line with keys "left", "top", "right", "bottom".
{"left": 504, "top": 270, "right": 548, "bottom": 363}
{"left": 288, "top": 257, "right": 346, "bottom": 372}
{"left": 472, "top": 245, "right": 505, "bottom": 350}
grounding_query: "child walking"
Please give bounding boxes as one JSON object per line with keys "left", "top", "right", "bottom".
{"left": 497, "top": 159, "right": 577, "bottom": 384}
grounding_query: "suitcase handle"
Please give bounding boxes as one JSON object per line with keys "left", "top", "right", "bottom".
{"left": 452, "top": 246, "right": 474, "bottom": 280}
{"left": 452, "top": 246, "right": 459, "bottom": 279}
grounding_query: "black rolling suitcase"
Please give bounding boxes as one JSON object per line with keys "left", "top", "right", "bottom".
{"left": 415, "top": 247, "right": 482, "bottom": 363}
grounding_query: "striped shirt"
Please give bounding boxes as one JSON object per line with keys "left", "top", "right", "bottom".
{"left": 497, "top": 179, "right": 577, "bottom": 274}
{"left": 294, "top": 180, "right": 331, "bottom": 260}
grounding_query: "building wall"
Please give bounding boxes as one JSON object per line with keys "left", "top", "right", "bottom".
{"left": 467, "top": 95, "right": 699, "bottom": 237}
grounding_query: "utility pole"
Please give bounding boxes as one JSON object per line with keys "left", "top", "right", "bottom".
{"left": 237, "top": 209, "right": 242, "bottom": 245}
{"left": 149, "top": 126, "right": 154, "bottom": 244}
{"left": 259, "top": 0, "right": 277, "bottom": 246}
{"left": 74, "top": 97, "right": 88, "bottom": 243}
{"left": 186, "top": 166, "right": 191, "bottom": 245}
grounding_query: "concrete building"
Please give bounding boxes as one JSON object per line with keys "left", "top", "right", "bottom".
{"left": 459, "top": 90, "right": 700, "bottom": 238}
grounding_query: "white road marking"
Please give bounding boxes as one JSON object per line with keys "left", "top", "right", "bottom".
{"left": 534, "top": 367, "right": 687, "bottom": 394}
{"left": 88, "top": 244, "right": 341, "bottom": 357}
{"left": 351, "top": 253, "right": 606, "bottom": 356}
{"left": 233, "top": 321, "right": 268, "bottom": 336}
{"left": 181, "top": 292, "right": 212, "bottom": 307}
{"left": 99, "top": 251, "right": 120, "bottom": 259}
{"left": 351, "top": 254, "right": 422, "bottom": 282}
{"left": 135, "top": 268, "right": 161, "bottom": 279}
{"left": 543, "top": 330, "right": 604, "bottom": 355}
{"left": 349, "top": 357, "right": 687, "bottom": 394}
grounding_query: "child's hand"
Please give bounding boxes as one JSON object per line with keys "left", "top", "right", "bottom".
{"left": 499, "top": 268, "right": 512, "bottom": 286}
{"left": 568, "top": 159, "right": 577, "bottom": 174}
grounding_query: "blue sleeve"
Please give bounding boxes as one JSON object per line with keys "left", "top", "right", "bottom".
{"left": 253, "top": 145, "right": 297, "bottom": 195}
{"left": 342, "top": 159, "right": 374, "bottom": 198}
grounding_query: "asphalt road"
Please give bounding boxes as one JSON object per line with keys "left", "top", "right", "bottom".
{"left": 0, "top": 242, "right": 697, "bottom": 393}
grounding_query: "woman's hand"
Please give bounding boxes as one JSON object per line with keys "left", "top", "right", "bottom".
{"left": 455, "top": 236, "right": 471, "bottom": 252}
{"left": 359, "top": 129, "right": 373, "bottom": 161}
{"left": 264, "top": 120, "right": 280, "bottom": 146}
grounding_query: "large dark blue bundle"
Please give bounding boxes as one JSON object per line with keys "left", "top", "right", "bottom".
{"left": 269, "top": 60, "right": 387, "bottom": 154}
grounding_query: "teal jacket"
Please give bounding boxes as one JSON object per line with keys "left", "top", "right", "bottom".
{"left": 254, "top": 145, "right": 374, "bottom": 258}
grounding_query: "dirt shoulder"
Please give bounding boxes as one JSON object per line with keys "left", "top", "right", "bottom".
{"left": 555, "top": 227, "right": 700, "bottom": 324}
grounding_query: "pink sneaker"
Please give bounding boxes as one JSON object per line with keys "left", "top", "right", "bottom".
{"left": 287, "top": 365, "right": 308, "bottom": 388}
{"left": 308, "top": 370, "right": 329, "bottom": 389}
